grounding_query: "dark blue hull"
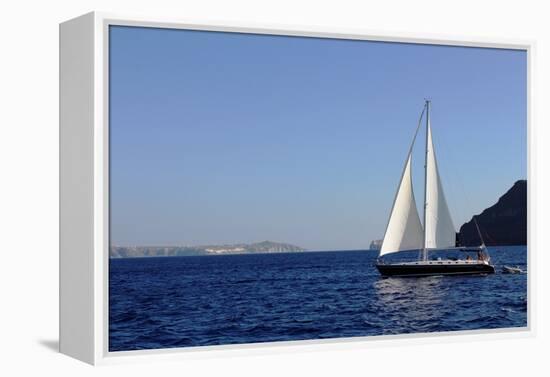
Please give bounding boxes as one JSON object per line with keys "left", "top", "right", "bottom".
{"left": 376, "top": 262, "right": 495, "bottom": 277}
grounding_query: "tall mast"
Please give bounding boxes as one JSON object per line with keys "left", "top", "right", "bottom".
{"left": 422, "top": 100, "right": 430, "bottom": 261}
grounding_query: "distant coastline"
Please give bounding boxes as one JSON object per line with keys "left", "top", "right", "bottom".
{"left": 110, "top": 240, "right": 306, "bottom": 258}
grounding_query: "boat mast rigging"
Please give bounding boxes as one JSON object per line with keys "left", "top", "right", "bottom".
{"left": 422, "top": 99, "right": 430, "bottom": 262}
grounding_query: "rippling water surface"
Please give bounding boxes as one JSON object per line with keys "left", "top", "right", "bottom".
{"left": 109, "top": 246, "right": 527, "bottom": 351}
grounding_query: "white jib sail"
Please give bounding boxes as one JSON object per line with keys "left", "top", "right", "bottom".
{"left": 424, "top": 118, "right": 456, "bottom": 249}
{"left": 379, "top": 154, "right": 424, "bottom": 256}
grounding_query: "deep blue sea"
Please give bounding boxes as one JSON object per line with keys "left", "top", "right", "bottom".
{"left": 109, "top": 246, "right": 527, "bottom": 352}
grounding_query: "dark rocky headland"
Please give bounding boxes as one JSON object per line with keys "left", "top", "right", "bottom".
{"left": 458, "top": 180, "right": 527, "bottom": 246}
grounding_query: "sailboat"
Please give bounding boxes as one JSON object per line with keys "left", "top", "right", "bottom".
{"left": 375, "top": 100, "right": 495, "bottom": 277}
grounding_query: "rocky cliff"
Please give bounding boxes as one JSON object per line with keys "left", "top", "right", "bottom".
{"left": 458, "top": 180, "right": 527, "bottom": 246}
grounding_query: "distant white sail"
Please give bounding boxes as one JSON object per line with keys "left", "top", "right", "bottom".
{"left": 424, "top": 118, "right": 456, "bottom": 249}
{"left": 379, "top": 153, "right": 424, "bottom": 256}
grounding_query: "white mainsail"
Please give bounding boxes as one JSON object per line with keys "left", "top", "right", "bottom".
{"left": 379, "top": 101, "right": 456, "bottom": 258}
{"left": 379, "top": 153, "right": 424, "bottom": 257}
{"left": 424, "top": 117, "right": 456, "bottom": 249}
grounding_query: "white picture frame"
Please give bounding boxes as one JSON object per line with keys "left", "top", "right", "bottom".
{"left": 59, "top": 11, "right": 534, "bottom": 365}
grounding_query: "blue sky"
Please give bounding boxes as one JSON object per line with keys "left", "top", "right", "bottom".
{"left": 109, "top": 26, "right": 526, "bottom": 250}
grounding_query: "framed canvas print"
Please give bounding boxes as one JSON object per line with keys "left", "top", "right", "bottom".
{"left": 60, "top": 12, "right": 532, "bottom": 365}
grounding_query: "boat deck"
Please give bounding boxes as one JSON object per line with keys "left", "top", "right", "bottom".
{"left": 382, "top": 259, "right": 491, "bottom": 266}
